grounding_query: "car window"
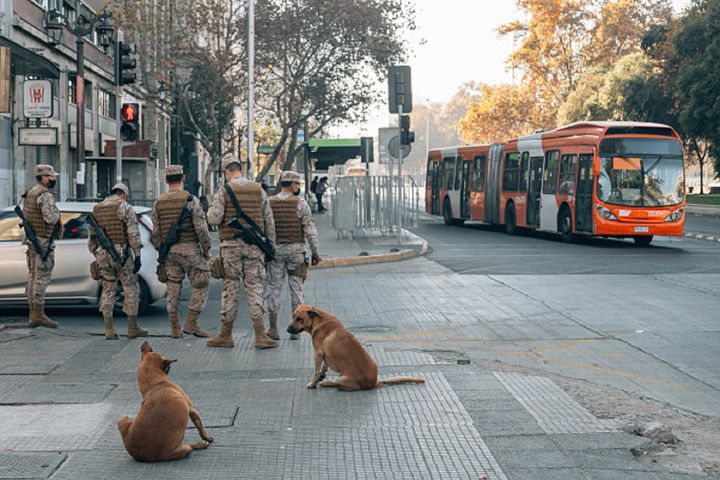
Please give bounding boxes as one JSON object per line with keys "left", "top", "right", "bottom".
{"left": 0, "top": 212, "right": 23, "bottom": 242}
{"left": 61, "top": 212, "right": 90, "bottom": 240}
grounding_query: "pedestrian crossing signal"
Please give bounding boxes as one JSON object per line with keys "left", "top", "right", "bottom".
{"left": 120, "top": 103, "right": 140, "bottom": 141}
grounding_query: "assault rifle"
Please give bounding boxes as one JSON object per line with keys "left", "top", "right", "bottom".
{"left": 157, "top": 195, "right": 194, "bottom": 267}
{"left": 86, "top": 213, "right": 123, "bottom": 264}
{"left": 14, "top": 205, "right": 54, "bottom": 266}
{"left": 223, "top": 183, "right": 275, "bottom": 261}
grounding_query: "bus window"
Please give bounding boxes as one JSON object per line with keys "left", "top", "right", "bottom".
{"left": 426, "top": 159, "right": 434, "bottom": 186}
{"left": 519, "top": 152, "right": 529, "bottom": 193}
{"left": 559, "top": 154, "right": 577, "bottom": 195}
{"left": 443, "top": 157, "right": 455, "bottom": 190}
{"left": 474, "top": 155, "right": 486, "bottom": 192}
{"left": 543, "top": 150, "right": 560, "bottom": 194}
{"left": 454, "top": 157, "right": 461, "bottom": 190}
{"left": 503, "top": 152, "right": 520, "bottom": 192}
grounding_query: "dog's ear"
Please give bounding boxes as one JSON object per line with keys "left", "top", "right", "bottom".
{"left": 140, "top": 341, "right": 153, "bottom": 357}
{"left": 163, "top": 358, "right": 178, "bottom": 375}
{"left": 306, "top": 307, "right": 320, "bottom": 320}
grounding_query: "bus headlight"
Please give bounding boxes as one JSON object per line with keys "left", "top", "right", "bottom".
{"left": 665, "top": 208, "right": 683, "bottom": 222}
{"left": 594, "top": 204, "right": 618, "bottom": 221}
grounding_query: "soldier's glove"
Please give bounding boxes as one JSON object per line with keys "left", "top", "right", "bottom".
{"left": 133, "top": 256, "right": 142, "bottom": 274}
{"left": 311, "top": 252, "right": 321, "bottom": 266}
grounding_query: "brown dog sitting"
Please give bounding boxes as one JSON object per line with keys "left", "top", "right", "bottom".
{"left": 288, "top": 304, "right": 426, "bottom": 391}
{"left": 118, "top": 341, "right": 213, "bottom": 462}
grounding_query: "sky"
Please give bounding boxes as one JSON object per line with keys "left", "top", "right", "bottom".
{"left": 334, "top": 0, "right": 692, "bottom": 138}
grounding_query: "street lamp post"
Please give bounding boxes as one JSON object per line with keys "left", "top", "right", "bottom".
{"left": 44, "top": 6, "right": 113, "bottom": 199}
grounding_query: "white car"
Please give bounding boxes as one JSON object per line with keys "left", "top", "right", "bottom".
{"left": 0, "top": 202, "right": 166, "bottom": 315}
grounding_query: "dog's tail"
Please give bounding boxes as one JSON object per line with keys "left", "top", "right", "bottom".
{"left": 376, "top": 376, "right": 426, "bottom": 387}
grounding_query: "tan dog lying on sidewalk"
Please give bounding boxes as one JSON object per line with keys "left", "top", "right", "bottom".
{"left": 288, "top": 304, "right": 426, "bottom": 391}
{"left": 118, "top": 341, "right": 213, "bottom": 462}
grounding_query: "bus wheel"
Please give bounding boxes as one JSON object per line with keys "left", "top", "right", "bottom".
{"left": 443, "top": 199, "right": 464, "bottom": 226}
{"left": 559, "top": 208, "right": 576, "bottom": 243}
{"left": 505, "top": 203, "right": 517, "bottom": 235}
{"left": 633, "top": 235, "right": 653, "bottom": 246}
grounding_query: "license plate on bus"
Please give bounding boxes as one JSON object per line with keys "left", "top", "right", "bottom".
{"left": 634, "top": 226, "right": 649, "bottom": 233}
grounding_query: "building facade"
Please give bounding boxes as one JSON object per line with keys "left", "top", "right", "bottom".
{"left": 0, "top": 0, "right": 171, "bottom": 207}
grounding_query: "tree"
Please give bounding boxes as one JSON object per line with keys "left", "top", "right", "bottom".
{"left": 438, "top": 82, "right": 483, "bottom": 145}
{"left": 557, "top": 52, "right": 655, "bottom": 125}
{"left": 672, "top": 0, "right": 720, "bottom": 190}
{"left": 458, "top": 84, "right": 545, "bottom": 144}
{"left": 116, "top": 0, "right": 247, "bottom": 202}
{"left": 253, "top": 0, "right": 415, "bottom": 180}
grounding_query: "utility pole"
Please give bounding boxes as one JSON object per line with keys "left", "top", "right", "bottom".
{"left": 247, "top": 0, "right": 255, "bottom": 178}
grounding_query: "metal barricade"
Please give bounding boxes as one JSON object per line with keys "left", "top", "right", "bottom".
{"left": 331, "top": 175, "right": 420, "bottom": 238}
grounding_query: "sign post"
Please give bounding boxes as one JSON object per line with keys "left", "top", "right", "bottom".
{"left": 387, "top": 65, "right": 413, "bottom": 243}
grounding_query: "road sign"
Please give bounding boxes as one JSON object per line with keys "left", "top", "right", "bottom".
{"left": 388, "top": 135, "right": 411, "bottom": 161}
{"left": 18, "top": 127, "right": 58, "bottom": 146}
{"left": 257, "top": 145, "right": 274, "bottom": 154}
{"left": 296, "top": 129, "right": 305, "bottom": 143}
{"left": 23, "top": 80, "right": 53, "bottom": 118}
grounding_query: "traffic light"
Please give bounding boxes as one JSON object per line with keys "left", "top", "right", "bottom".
{"left": 388, "top": 65, "right": 413, "bottom": 114}
{"left": 117, "top": 42, "right": 136, "bottom": 86}
{"left": 120, "top": 102, "right": 140, "bottom": 141}
{"left": 400, "top": 114, "right": 415, "bottom": 146}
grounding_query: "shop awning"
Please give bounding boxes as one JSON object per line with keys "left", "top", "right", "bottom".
{"left": 0, "top": 36, "right": 60, "bottom": 79}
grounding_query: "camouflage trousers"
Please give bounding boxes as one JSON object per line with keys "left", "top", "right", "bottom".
{"left": 25, "top": 238, "right": 55, "bottom": 308}
{"left": 264, "top": 248, "right": 305, "bottom": 315}
{"left": 220, "top": 245, "right": 266, "bottom": 323}
{"left": 164, "top": 243, "right": 210, "bottom": 316}
{"left": 96, "top": 248, "right": 138, "bottom": 317}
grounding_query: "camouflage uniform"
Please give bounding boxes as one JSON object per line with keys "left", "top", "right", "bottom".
{"left": 206, "top": 157, "right": 277, "bottom": 348}
{"left": 88, "top": 183, "right": 147, "bottom": 339}
{"left": 22, "top": 165, "right": 61, "bottom": 328}
{"left": 151, "top": 165, "right": 212, "bottom": 338}
{"left": 264, "top": 174, "right": 319, "bottom": 340}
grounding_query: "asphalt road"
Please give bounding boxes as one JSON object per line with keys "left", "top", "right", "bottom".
{"left": 415, "top": 216, "right": 720, "bottom": 275}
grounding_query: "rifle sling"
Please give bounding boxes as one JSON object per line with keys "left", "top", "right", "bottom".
{"left": 223, "top": 183, "right": 266, "bottom": 238}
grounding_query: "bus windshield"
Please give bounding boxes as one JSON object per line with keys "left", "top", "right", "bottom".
{"left": 597, "top": 138, "right": 684, "bottom": 207}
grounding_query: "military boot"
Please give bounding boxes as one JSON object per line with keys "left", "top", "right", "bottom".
{"left": 29, "top": 304, "right": 59, "bottom": 328}
{"left": 127, "top": 316, "right": 149, "bottom": 339}
{"left": 253, "top": 316, "right": 278, "bottom": 349}
{"left": 183, "top": 310, "right": 209, "bottom": 337}
{"left": 266, "top": 312, "right": 279, "bottom": 341}
{"left": 169, "top": 313, "right": 183, "bottom": 339}
{"left": 207, "top": 320, "right": 234, "bottom": 348}
{"left": 103, "top": 314, "right": 119, "bottom": 340}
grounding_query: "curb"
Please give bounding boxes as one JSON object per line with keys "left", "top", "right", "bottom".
{"left": 684, "top": 232, "right": 720, "bottom": 244}
{"left": 686, "top": 205, "right": 720, "bottom": 218}
{"left": 313, "top": 233, "right": 430, "bottom": 269}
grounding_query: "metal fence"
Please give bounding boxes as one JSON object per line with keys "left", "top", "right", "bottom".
{"left": 331, "top": 175, "right": 421, "bottom": 237}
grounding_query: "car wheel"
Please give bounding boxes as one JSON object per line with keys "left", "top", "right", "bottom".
{"left": 633, "top": 235, "right": 653, "bottom": 246}
{"left": 505, "top": 203, "right": 517, "bottom": 235}
{"left": 113, "top": 276, "right": 151, "bottom": 317}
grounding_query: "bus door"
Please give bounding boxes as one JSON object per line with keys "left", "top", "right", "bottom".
{"left": 460, "top": 160, "right": 471, "bottom": 218}
{"left": 575, "top": 153, "right": 594, "bottom": 233}
{"left": 527, "top": 156, "right": 543, "bottom": 226}
{"left": 539, "top": 150, "right": 561, "bottom": 232}
{"left": 431, "top": 161, "right": 440, "bottom": 215}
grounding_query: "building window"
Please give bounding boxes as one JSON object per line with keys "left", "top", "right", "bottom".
{"left": 68, "top": 77, "right": 76, "bottom": 104}
{"left": 98, "top": 90, "right": 115, "bottom": 119}
{"left": 31, "top": 0, "right": 49, "bottom": 10}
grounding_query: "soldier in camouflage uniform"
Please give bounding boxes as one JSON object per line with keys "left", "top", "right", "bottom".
{"left": 264, "top": 171, "right": 321, "bottom": 340}
{"left": 206, "top": 155, "right": 277, "bottom": 349}
{"left": 22, "top": 164, "right": 62, "bottom": 328}
{"left": 151, "top": 165, "right": 212, "bottom": 338}
{"left": 88, "top": 183, "right": 148, "bottom": 340}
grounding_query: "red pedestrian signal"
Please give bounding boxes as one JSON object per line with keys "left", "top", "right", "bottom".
{"left": 120, "top": 102, "right": 140, "bottom": 141}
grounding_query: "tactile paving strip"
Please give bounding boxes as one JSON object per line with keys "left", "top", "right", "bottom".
{"left": 0, "top": 404, "right": 113, "bottom": 451}
{"left": 0, "top": 452, "right": 67, "bottom": 479}
{"left": 493, "top": 371, "right": 619, "bottom": 434}
{"left": 0, "top": 337, "right": 90, "bottom": 375}
{"left": 105, "top": 337, "right": 436, "bottom": 373}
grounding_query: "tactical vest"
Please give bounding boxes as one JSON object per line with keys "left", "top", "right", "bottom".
{"left": 155, "top": 190, "right": 198, "bottom": 244}
{"left": 92, "top": 199, "right": 127, "bottom": 246}
{"left": 219, "top": 182, "right": 263, "bottom": 241}
{"left": 270, "top": 196, "right": 303, "bottom": 244}
{"left": 23, "top": 185, "right": 55, "bottom": 238}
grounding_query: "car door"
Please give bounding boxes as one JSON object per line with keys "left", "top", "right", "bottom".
{"left": 0, "top": 211, "right": 30, "bottom": 298}
{"left": 46, "top": 211, "right": 97, "bottom": 301}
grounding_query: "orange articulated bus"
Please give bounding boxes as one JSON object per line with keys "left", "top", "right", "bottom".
{"left": 425, "top": 122, "right": 686, "bottom": 245}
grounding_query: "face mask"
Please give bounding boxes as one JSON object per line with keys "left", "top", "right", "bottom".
{"left": 47, "top": 179, "right": 57, "bottom": 189}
